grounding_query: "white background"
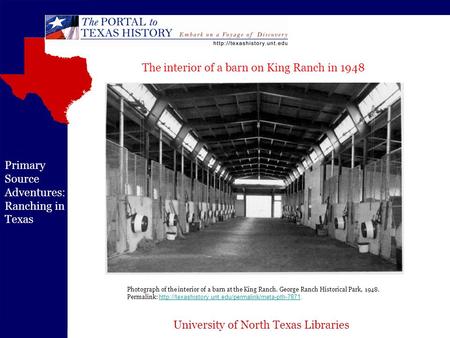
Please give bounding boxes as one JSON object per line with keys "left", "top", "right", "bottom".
{"left": 46, "top": 15, "right": 450, "bottom": 338}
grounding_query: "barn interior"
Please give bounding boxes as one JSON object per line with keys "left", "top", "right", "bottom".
{"left": 106, "top": 82, "right": 401, "bottom": 272}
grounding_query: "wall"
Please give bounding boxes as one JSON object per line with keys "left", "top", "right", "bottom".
{"left": 107, "top": 158, "right": 236, "bottom": 257}
{"left": 107, "top": 195, "right": 153, "bottom": 255}
{"left": 150, "top": 161, "right": 165, "bottom": 241}
{"left": 302, "top": 163, "right": 327, "bottom": 228}
{"left": 107, "top": 196, "right": 124, "bottom": 256}
{"left": 235, "top": 199, "right": 245, "bottom": 217}
{"left": 283, "top": 160, "right": 401, "bottom": 263}
{"left": 176, "top": 171, "right": 187, "bottom": 232}
{"left": 126, "top": 196, "right": 153, "bottom": 252}
{"left": 353, "top": 201, "right": 396, "bottom": 260}
{"left": 329, "top": 203, "right": 347, "bottom": 242}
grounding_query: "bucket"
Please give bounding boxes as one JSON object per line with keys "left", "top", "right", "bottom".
{"left": 358, "top": 242, "right": 369, "bottom": 253}
{"left": 167, "top": 232, "right": 177, "bottom": 241}
{"left": 316, "top": 226, "right": 328, "bottom": 237}
{"left": 190, "top": 222, "right": 200, "bottom": 232}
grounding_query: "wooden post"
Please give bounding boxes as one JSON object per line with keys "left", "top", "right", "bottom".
{"left": 190, "top": 158, "right": 194, "bottom": 201}
{"left": 159, "top": 130, "right": 162, "bottom": 164}
{"left": 218, "top": 176, "right": 221, "bottom": 204}
{"left": 119, "top": 98, "right": 125, "bottom": 194}
{"left": 195, "top": 159, "right": 198, "bottom": 180}
{"left": 362, "top": 138, "right": 367, "bottom": 201}
{"left": 331, "top": 149, "right": 334, "bottom": 176}
{"left": 181, "top": 147, "right": 184, "bottom": 175}
{"left": 213, "top": 172, "right": 216, "bottom": 204}
{"left": 144, "top": 131, "right": 149, "bottom": 197}
{"left": 337, "top": 154, "right": 342, "bottom": 203}
{"left": 159, "top": 129, "right": 162, "bottom": 205}
{"left": 207, "top": 170, "right": 210, "bottom": 203}
{"left": 351, "top": 134, "right": 355, "bottom": 169}
{"left": 386, "top": 106, "right": 391, "bottom": 200}
{"left": 244, "top": 188, "right": 247, "bottom": 217}
{"left": 173, "top": 150, "right": 177, "bottom": 199}
{"left": 271, "top": 189, "right": 274, "bottom": 218}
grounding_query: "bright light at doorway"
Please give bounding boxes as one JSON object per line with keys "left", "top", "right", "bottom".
{"left": 246, "top": 195, "right": 272, "bottom": 218}
{"left": 233, "top": 179, "right": 285, "bottom": 186}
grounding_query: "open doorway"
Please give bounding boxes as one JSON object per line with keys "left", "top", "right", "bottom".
{"left": 246, "top": 195, "right": 271, "bottom": 218}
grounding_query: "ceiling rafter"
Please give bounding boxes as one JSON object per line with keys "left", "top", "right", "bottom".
{"left": 187, "top": 112, "right": 328, "bottom": 132}
{"left": 160, "top": 83, "right": 352, "bottom": 108}
{"left": 226, "top": 161, "right": 291, "bottom": 170}
{"left": 141, "top": 83, "right": 381, "bottom": 180}
{"left": 202, "top": 131, "right": 315, "bottom": 147}
{"left": 222, "top": 156, "right": 297, "bottom": 165}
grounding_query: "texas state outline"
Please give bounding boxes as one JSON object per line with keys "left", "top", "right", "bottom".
{"left": 0, "top": 37, "right": 92, "bottom": 124}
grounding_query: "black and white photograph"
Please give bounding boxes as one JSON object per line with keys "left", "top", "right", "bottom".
{"left": 106, "top": 83, "right": 402, "bottom": 272}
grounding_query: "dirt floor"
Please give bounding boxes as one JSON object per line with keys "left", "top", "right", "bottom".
{"left": 108, "top": 217, "right": 397, "bottom": 272}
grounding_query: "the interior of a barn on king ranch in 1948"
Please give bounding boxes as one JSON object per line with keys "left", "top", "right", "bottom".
{"left": 106, "top": 83, "right": 401, "bottom": 272}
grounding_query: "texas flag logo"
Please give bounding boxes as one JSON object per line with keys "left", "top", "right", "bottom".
{"left": 45, "top": 15, "right": 79, "bottom": 40}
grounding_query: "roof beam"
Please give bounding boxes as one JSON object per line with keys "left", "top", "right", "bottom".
{"left": 226, "top": 162, "right": 291, "bottom": 170}
{"left": 230, "top": 165, "right": 289, "bottom": 172}
{"left": 226, "top": 162, "right": 294, "bottom": 172}
{"left": 161, "top": 83, "right": 351, "bottom": 109}
{"left": 229, "top": 169, "right": 287, "bottom": 178}
{"left": 210, "top": 145, "right": 301, "bottom": 154}
{"left": 259, "top": 83, "right": 350, "bottom": 108}
{"left": 208, "top": 145, "right": 305, "bottom": 159}
{"left": 230, "top": 168, "right": 286, "bottom": 175}
{"left": 222, "top": 155, "right": 297, "bottom": 165}
{"left": 228, "top": 164, "right": 290, "bottom": 173}
{"left": 237, "top": 175, "right": 283, "bottom": 180}
{"left": 160, "top": 84, "right": 257, "bottom": 102}
{"left": 202, "top": 131, "right": 315, "bottom": 147}
{"left": 188, "top": 114, "right": 256, "bottom": 128}
{"left": 234, "top": 174, "right": 285, "bottom": 179}
{"left": 187, "top": 112, "right": 328, "bottom": 132}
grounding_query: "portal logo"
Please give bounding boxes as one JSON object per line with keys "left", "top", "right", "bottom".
{"left": 45, "top": 15, "right": 79, "bottom": 40}
{"left": 78, "top": 16, "right": 173, "bottom": 39}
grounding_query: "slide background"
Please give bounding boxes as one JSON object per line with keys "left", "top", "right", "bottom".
{"left": 1, "top": 2, "right": 450, "bottom": 338}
